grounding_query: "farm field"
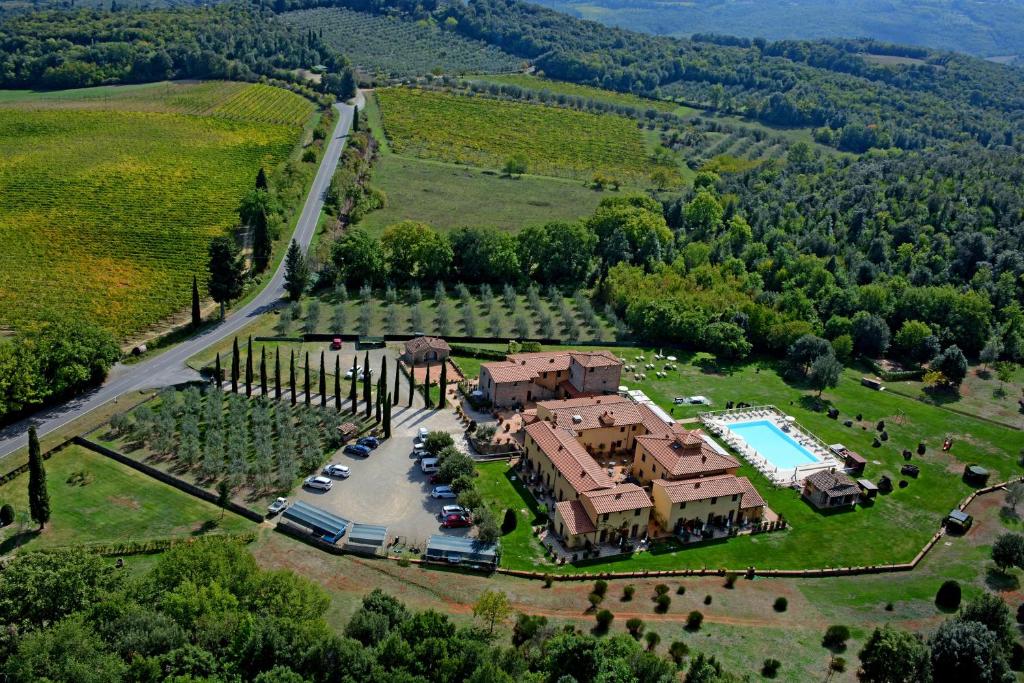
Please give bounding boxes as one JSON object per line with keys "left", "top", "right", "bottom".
{"left": 279, "top": 8, "right": 522, "bottom": 79}
{"left": 0, "top": 444, "right": 252, "bottom": 554}
{"left": 375, "top": 87, "right": 678, "bottom": 185}
{"left": 473, "top": 73, "right": 685, "bottom": 113}
{"left": 461, "top": 345, "right": 1023, "bottom": 573}
{"left": 0, "top": 81, "right": 315, "bottom": 338}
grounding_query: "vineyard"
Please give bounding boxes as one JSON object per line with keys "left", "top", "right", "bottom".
{"left": 375, "top": 87, "right": 675, "bottom": 184}
{"left": 476, "top": 73, "right": 681, "bottom": 113}
{"left": 279, "top": 8, "right": 522, "bottom": 79}
{"left": 0, "top": 82, "right": 314, "bottom": 338}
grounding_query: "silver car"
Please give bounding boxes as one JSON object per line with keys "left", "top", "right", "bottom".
{"left": 323, "top": 463, "right": 351, "bottom": 478}
{"left": 304, "top": 475, "right": 333, "bottom": 491}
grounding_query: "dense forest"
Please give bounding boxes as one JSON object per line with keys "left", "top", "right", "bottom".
{"left": 0, "top": 3, "right": 356, "bottom": 97}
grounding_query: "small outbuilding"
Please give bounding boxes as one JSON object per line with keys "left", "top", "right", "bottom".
{"left": 857, "top": 479, "right": 878, "bottom": 499}
{"left": 402, "top": 336, "right": 451, "bottom": 365}
{"left": 802, "top": 470, "right": 859, "bottom": 510}
{"left": 963, "top": 464, "right": 990, "bottom": 486}
{"left": 345, "top": 523, "right": 390, "bottom": 555}
{"left": 281, "top": 501, "right": 350, "bottom": 544}
{"left": 424, "top": 535, "right": 499, "bottom": 570}
{"left": 945, "top": 509, "right": 973, "bottom": 532}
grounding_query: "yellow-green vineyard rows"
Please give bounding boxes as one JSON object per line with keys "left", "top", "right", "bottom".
{"left": 0, "top": 82, "right": 315, "bottom": 338}
{"left": 375, "top": 87, "right": 673, "bottom": 184}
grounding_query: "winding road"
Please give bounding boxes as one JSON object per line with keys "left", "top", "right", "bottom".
{"left": 0, "top": 92, "right": 365, "bottom": 460}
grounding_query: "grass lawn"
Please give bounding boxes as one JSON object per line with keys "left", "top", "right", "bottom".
{"left": 893, "top": 363, "right": 1024, "bottom": 429}
{"left": 0, "top": 444, "right": 252, "bottom": 554}
{"left": 468, "top": 345, "right": 1024, "bottom": 574}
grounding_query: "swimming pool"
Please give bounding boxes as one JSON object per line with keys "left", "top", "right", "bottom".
{"left": 728, "top": 420, "right": 821, "bottom": 469}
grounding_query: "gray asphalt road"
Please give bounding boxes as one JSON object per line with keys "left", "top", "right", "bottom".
{"left": 0, "top": 92, "right": 365, "bottom": 461}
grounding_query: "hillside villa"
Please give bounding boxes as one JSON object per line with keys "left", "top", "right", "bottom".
{"left": 479, "top": 350, "right": 622, "bottom": 408}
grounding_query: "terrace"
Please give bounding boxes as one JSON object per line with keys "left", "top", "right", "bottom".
{"left": 700, "top": 405, "right": 842, "bottom": 486}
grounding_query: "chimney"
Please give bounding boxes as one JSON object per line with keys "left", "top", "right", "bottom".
{"left": 694, "top": 481, "right": 700, "bottom": 489}
{"left": 580, "top": 470, "right": 586, "bottom": 478}
{"left": 615, "top": 492, "right": 622, "bottom": 499}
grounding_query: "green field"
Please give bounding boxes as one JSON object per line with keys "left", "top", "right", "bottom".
{"left": 280, "top": 7, "right": 522, "bottom": 79}
{"left": 375, "top": 87, "right": 677, "bottom": 185}
{"left": 466, "top": 346, "right": 1024, "bottom": 573}
{"left": 0, "top": 444, "right": 252, "bottom": 554}
{"left": 0, "top": 81, "right": 315, "bottom": 338}
{"left": 474, "top": 73, "right": 685, "bottom": 113}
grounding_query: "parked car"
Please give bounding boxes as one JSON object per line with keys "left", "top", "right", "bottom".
{"left": 357, "top": 436, "right": 380, "bottom": 449}
{"left": 420, "top": 457, "right": 439, "bottom": 474}
{"left": 304, "top": 475, "right": 333, "bottom": 491}
{"left": 417, "top": 427, "right": 429, "bottom": 439}
{"left": 344, "top": 368, "right": 373, "bottom": 380}
{"left": 344, "top": 444, "right": 371, "bottom": 457}
{"left": 330, "top": 338, "right": 342, "bottom": 350}
{"left": 323, "top": 463, "right": 351, "bottom": 478}
{"left": 268, "top": 497, "right": 288, "bottom": 515}
{"left": 441, "top": 504, "right": 467, "bottom": 517}
{"left": 431, "top": 485, "right": 457, "bottom": 499}
{"left": 442, "top": 513, "right": 471, "bottom": 528}
{"left": 412, "top": 447, "right": 428, "bottom": 459}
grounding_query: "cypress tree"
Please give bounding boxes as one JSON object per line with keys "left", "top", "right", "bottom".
{"left": 260, "top": 347, "right": 267, "bottom": 396}
{"left": 304, "top": 352, "right": 311, "bottom": 405}
{"left": 375, "top": 378, "right": 382, "bottom": 423}
{"left": 349, "top": 358, "right": 358, "bottom": 415}
{"left": 408, "top": 362, "right": 415, "bottom": 408}
{"left": 383, "top": 393, "right": 392, "bottom": 438}
{"left": 289, "top": 350, "right": 296, "bottom": 406}
{"left": 423, "top": 363, "right": 432, "bottom": 408}
{"left": 215, "top": 353, "right": 222, "bottom": 387}
{"left": 319, "top": 351, "right": 327, "bottom": 407}
{"left": 253, "top": 208, "right": 271, "bottom": 273}
{"left": 393, "top": 358, "right": 401, "bottom": 406}
{"left": 353, "top": 105, "right": 359, "bottom": 131}
{"left": 362, "top": 352, "right": 371, "bottom": 418}
{"left": 275, "top": 348, "right": 281, "bottom": 400}
{"left": 27, "top": 426, "right": 50, "bottom": 529}
{"left": 380, "top": 357, "right": 387, "bottom": 403}
{"left": 334, "top": 355, "right": 341, "bottom": 411}
{"left": 438, "top": 360, "right": 448, "bottom": 409}
{"left": 191, "top": 275, "right": 201, "bottom": 328}
{"left": 255, "top": 167, "right": 268, "bottom": 190}
{"left": 245, "top": 337, "right": 253, "bottom": 397}
{"left": 231, "top": 337, "right": 240, "bottom": 393}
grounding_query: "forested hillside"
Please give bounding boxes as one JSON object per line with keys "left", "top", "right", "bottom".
{"left": 529, "top": 0, "right": 1024, "bottom": 58}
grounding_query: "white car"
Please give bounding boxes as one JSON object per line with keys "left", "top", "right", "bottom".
{"left": 323, "top": 463, "right": 351, "bottom": 478}
{"left": 431, "top": 485, "right": 457, "bottom": 499}
{"left": 417, "top": 427, "right": 429, "bottom": 439}
{"left": 441, "top": 504, "right": 467, "bottom": 517}
{"left": 304, "top": 475, "right": 333, "bottom": 491}
{"left": 268, "top": 497, "right": 288, "bottom": 515}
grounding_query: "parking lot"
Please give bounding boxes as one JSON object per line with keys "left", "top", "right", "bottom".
{"left": 292, "top": 384, "right": 473, "bottom": 545}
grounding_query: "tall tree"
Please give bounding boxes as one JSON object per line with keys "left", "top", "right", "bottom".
{"left": 27, "top": 425, "right": 49, "bottom": 529}
{"left": 362, "top": 352, "right": 371, "bottom": 418}
{"left": 284, "top": 240, "right": 309, "bottom": 301}
{"left": 289, "top": 349, "right": 296, "bottom": 406}
{"left": 352, "top": 105, "right": 359, "bottom": 132}
{"left": 304, "top": 352, "right": 311, "bottom": 406}
{"left": 438, "top": 361, "right": 448, "bottom": 409}
{"left": 255, "top": 167, "right": 268, "bottom": 190}
{"left": 393, "top": 358, "right": 401, "bottom": 406}
{"left": 245, "top": 337, "right": 253, "bottom": 397}
{"left": 408, "top": 362, "right": 415, "bottom": 408}
{"left": 375, "top": 377, "right": 382, "bottom": 423}
{"left": 260, "top": 347, "right": 267, "bottom": 396}
{"left": 423, "top": 363, "right": 432, "bottom": 409}
{"left": 207, "top": 236, "right": 245, "bottom": 319}
{"left": 319, "top": 351, "right": 327, "bottom": 407}
{"left": 231, "top": 337, "right": 240, "bottom": 393}
{"left": 191, "top": 275, "right": 201, "bottom": 328}
{"left": 274, "top": 348, "right": 281, "bottom": 400}
{"left": 214, "top": 352, "right": 222, "bottom": 387}
{"left": 334, "top": 355, "right": 341, "bottom": 411}
{"left": 252, "top": 207, "right": 271, "bottom": 273}
{"left": 383, "top": 392, "right": 392, "bottom": 438}
{"left": 349, "top": 358, "right": 358, "bottom": 415}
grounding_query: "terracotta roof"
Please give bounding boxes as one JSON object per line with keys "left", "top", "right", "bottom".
{"left": 485, "top": 351, "right": 623, "bottom": 387}
{"left": 481, "top": 362, "right": 537, "bottom": 384}
{"left": 540, "top": 398, "right": 672, "bottom": 435}
{"left": 804, "top": 470, "right": 859, "bottom": 496}
{"left": 404, "top": 336, "right": 450, "bottom": 354}
{"left": 581, "top": 483, "right": 652, "bottom": 515}
{"left": 654, "top": 474, "right": 746, "bottom": 503}
{"left": 736, "top": 477, "right": 765, "bottom": 509}
{"left": 525, "top": 420, "right": 613, "bottom": 494}
{"left": 555, "top": 500, "right": 597, "bottom": 535}
{"left": 635, "top": 431, "right": 739, "bottom": 478}
{"left": 569, "top": 350, "right": 621, "bottom": 368}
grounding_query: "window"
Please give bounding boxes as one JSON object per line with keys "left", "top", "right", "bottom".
{"left": 634, "top": 508, "right": 641, "bottom": 516}
{"left": 620, "top": 426, "right": 625, "bottom": 433}
{"left": 641, "top": 453, "right": 646, "bottom": 462}
{"left": 731, "top": 494, "right": 738, "bottom": 502}
{"left": 602, "top": 513, "right": 609, "bottom": 522}
{"left": 679, "top": 502, "right": 686, "bottom": 510}
{"left": 710, "top": 497, "right": 717, "bottom": 504}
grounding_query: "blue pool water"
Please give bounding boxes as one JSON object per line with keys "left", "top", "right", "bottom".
{"left": 728, "top": 420, "right": 820, "bottom": 469}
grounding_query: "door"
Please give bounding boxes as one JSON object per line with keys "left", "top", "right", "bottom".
{"left": 599, "top": 529, "right": 607, "bottom": 543}
{"left": 630, "top": 524, "right": 638, "bottom": 538}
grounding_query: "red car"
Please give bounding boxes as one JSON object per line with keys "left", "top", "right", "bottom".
{"left": 330, "top": 338, "right": 342, "bottom": 350}
{"left": 442, "top": 514, "right": 471, "bottom": 529}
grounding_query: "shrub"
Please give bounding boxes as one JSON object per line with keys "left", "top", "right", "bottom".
{"left": 724, "top": 573, "right": 738, "bottom": 589}
{"left": 703, "top": 595, "right": 713, "bottom": 605}
{"left": 822, "top": 624, "right": 850, "bottom": 651}
{"left": 0, "top": 503, "right": 13, "bottom": 526}
{"left": 655, "top": 594, "right": 671, "bottom": 613}
{"left": 830, "top": 656, "right": 846, "bottom": 673}
{"left": 676, "top": 585, "right": 686, "bottom": 595}
{"left": 654, "top": 583, "right": 670, "bottom": 596}
{"left": 668, "top": 640, "right": 689, "bottom": 666}
{"left": 594, "top": 609, "right": 614, "bottom": 633}
{"left": 935, "top": 580, "right": 962, "bottom": 610}
{"left": 593, "top": 579, "right": 608, "bottom": 597}
{"left": 686, "top": 610, "right": 704, "bottom": 631}
{"left": 622, "top": 584, "right": 635, "bottom": 601}
{"left": 626, "top": 617, "right": 645, "bottom": 639}
{"left": 773, "top": 597, "right": 788, "bottom": 612}
{"left": 644, "top": 631, "right": 661, "bottom": 651}
{"left": 543, "top": 574, "right": 553, "bottom": 588}
{"left": 501, "top": 508, "right": 517, "bottom": 534}
{"left": 762, "top": 658, "right": 781, "bottom": 678}
{"left": 588, "top": 592, "right": 604, "bottom": 609}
